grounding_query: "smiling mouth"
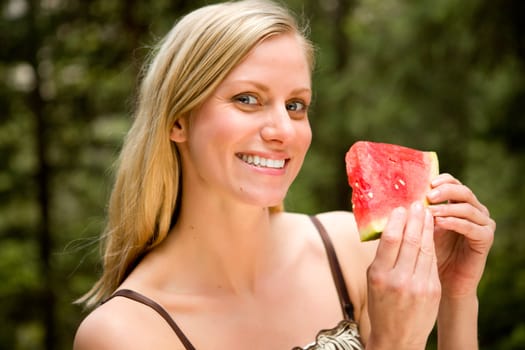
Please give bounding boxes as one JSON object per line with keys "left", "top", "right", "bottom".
{"left": 236, "top": 153, "right": 287, "bottom": 169}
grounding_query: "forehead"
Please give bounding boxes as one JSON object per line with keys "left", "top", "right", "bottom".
{"left": 224, "top": 33, "right": 311, "bottom": 84}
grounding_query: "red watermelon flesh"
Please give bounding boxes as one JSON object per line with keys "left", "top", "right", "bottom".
{"left": 345, "top": 141, "right": 439, "bottom": 241}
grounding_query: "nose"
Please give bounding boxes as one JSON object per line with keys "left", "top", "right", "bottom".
{"left": 260, "top": 105, "right": 295, "bottom": 144}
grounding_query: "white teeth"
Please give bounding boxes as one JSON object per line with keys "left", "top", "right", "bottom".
{"left": 240, "top": 154, "right": 285, "bottom": 169}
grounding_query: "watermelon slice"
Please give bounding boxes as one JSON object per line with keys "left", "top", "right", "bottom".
{"left": 345, "top": 141, "right": 439, "bottom": 241}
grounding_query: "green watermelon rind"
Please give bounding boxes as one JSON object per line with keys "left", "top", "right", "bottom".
{"left": 358, "top": 217, "right": 388, "bottom": 242}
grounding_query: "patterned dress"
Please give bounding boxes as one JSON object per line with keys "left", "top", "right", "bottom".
{"left": 295, "top": 319, "right": 364, "bottom": 350}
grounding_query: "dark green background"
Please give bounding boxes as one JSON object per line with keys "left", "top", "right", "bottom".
{"left": 1, "top": 0, "right": 524, "bottom": 349}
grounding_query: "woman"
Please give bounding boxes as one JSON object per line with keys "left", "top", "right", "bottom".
{"left": 74, "top": 1, "right": 495, "bottom": 349}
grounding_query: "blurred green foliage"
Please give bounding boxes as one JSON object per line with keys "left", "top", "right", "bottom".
{"left": 1, "top": 0, "right": 524, "bottom": 349}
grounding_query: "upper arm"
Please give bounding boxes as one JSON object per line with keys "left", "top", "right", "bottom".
{"left": 73, "top": 298, "right": 185, "bottom": 350}
{"left": 74, "top": 309, "right": 122, "bottom": 350}
{"left": 73, "top": 303, "right": 143, "bottom": 350}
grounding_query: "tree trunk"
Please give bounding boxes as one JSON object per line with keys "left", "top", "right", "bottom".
{"left": 27, "top": 1, "right": 56, "bottom": 349}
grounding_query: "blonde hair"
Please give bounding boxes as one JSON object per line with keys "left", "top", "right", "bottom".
{"left": 79, "top": 0, "right": 314, "bottom": 307}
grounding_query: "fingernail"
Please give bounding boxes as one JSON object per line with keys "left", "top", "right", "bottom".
{"left": 411, "top": 201, "right": 423, "bottom": 211}
{"left": 392, "top": 206, "right": 406, "bottom": 217}
{"left": 394, "top": 206, "right": 405, "bottom": 213}
{"left": 427, "top": 189, "right": 440, "bottom": 201}
{"left": 431, "top": 176, "right": 442, "bottom": 186}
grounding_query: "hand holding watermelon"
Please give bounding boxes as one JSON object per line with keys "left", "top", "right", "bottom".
{"left": 427, "top": 173, "right": 495, "bottom": 299}
{"left": 426, "top": 173, "right": 495, "bottom": 349}
{"left": 345, "top": 141, "right": 495, "bottom": 298}
{"left": 366, "top": 202, "right": 442, "bottom": 350}
{"left": 346, "top": 141, "right": 496, "bottom": 348}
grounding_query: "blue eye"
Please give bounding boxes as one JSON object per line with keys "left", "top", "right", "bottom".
{"left": 286, "top": 100, "right": 307, "bottom": 112}
{"left": 234, "top": 94, "right": 258, "bottom": 105}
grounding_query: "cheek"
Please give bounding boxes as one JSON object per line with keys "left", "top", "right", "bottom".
{"left": 188, "top": 111, "right": 232, "bottom": 148}
{"left": 191, "top": 104, "right": 247, "bottom": 142}
{"left": 298, "top": 121, "right": 312, "bottom": 152}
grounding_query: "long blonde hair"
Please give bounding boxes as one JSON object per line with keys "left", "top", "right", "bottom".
{"left": 79, "top": 0, "right": 314, "bottom": 307}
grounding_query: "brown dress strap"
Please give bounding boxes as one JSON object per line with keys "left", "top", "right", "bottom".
{"left": 309, "top": 215, "right": 355, "bottom": 321}
{"left": 104, "top": 289, "right": 196, "bottom": 350}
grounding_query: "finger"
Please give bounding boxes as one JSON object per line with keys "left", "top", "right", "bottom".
{"left": 430, "top": 173, "right": 461, "bottom": 187}
{"left": 429, "top": 202, "right": 489, "bottom": 226}
{"left": 428, "top": 251, "right": 441, "bottom": 300}
{"left": 413, "top": 209, "right": 436, "bottom": 279}
{"left": 373, "top": 206, "right": 407, "bottom": 269}
{"left": 394, "top": 201, "right": 426, "bottom": 273}
{"left": 427, "top": 183, "right": 487, "bottom": 214}
{"left": 434, "top": 216, "right": 495, "bottom": 245}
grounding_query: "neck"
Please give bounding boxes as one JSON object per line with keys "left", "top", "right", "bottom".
{"left": 158, "top": 201, "right": 284, "bottom": 296}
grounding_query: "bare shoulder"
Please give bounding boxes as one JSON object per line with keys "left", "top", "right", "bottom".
{"left": 74, "top": 295, "right": 184, "bottom": 350}
{"left": 73, "top": 299, "right": 137, "bottom": 350}
{"left": 313, "top": 211, "right": 378, "bottom": 320}
{"left": 272, "top": 210, "right": 376, "bottom": 261}
{"left": 315, "top": 210, "right": 377, "bottom": 259}
{"left": 273, "top": 210, "right": 377, "bottom": 283}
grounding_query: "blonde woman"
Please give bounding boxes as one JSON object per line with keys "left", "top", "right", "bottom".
{"left": 74, "top": 1, "right": 495, "bottom": 349}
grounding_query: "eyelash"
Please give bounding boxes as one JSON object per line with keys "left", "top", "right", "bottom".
{"left": 234, "top": 94, "right": 259, "bottom": 105}
{"left": 286, "top": 100, "right": 308, "bottom": 112}
{"left": 233, "top": 93, "right": 309, "bottom": 114}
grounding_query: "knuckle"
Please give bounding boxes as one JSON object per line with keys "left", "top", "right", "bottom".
{"left": 480, "top": 204, "right": 490, "bottom": 216}
{"left": 410, "top": 281, "right": 441, "bottom": 301}
{"left": 485, "top": 222, "right": 496, "bottom": 244}
{"left": 432, "top": 283, "right": 442, "bottom": 299}
{"left": 402, "top": 233, "right": 421, "bottom": 248}
{"left": 467, "top": 204, "right": 481, "bottom": 219}
{"left": 463, "top": 220, "right": 477, "bottom": 235}
{"left": 419, "top": 245, "right": 434, "bottom": 257}
{"left": 410, "top": 284, "right": 428, "bottom": 299}
{"left": 381, "top": 231, "right": 402, "bottom": 246}
{"left": 441, "top": 173, "right": 454, "bottom": 181}
{"left": 389, "top": 272, "right": 411, "bottom": 293}
{"left": 368, "top": 267, "right": 412, "bottom": 294}
{"left": 489, "top": 218, "right": 497, "bottom": 231}
{"left": 463, "top": 184, "right": 474, "bottom": 197}
{"left": 367, "top": 265, "right": 387, "bottom": 288}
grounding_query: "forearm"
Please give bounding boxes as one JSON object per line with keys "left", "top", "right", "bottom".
{"left": 365, "top": 334, "right": 426, "bottom": 350}
{"left": 437, "top": 295, "right": 479, "bottom": 350}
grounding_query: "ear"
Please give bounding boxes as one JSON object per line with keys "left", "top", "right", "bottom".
{"left": 170, "top": 117, "right": 188, "bottom": 143}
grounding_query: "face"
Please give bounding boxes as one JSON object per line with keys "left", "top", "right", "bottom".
{"left": 172, "top": 33, "right": 312, "bottom": 209}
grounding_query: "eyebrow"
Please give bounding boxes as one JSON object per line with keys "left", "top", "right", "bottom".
{"left": 230, "top": 79, "right": 311, "bottom": 96}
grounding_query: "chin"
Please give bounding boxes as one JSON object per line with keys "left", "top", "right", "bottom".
{"left": 234, "top": 183, "right": 290, "bottom": 208}
{"left": 242, "top": 193, "right": 287, "bottom": 209}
